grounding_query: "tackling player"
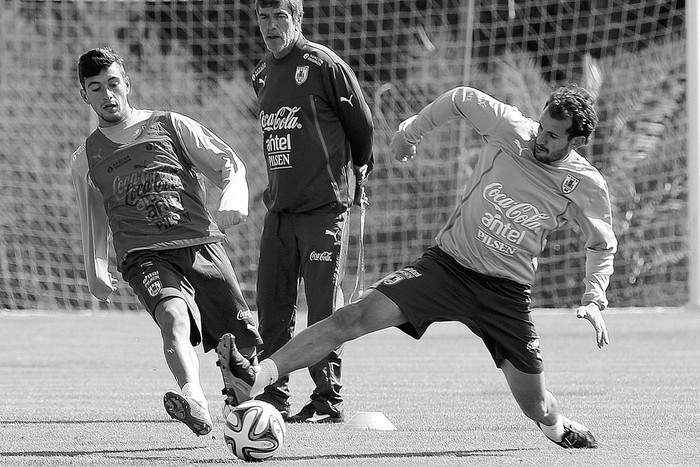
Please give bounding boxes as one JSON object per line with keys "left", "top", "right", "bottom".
{"left": 219, "top": 84, "right": 616, "bottom": 448}
{"left": 69, "top": 47, "right": 262, "bottom": 436}
{"left": 225, "top": 0, "right": 374, "bottom": 423}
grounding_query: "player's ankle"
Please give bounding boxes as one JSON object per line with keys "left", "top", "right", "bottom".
{"left": 182, "top": 382, "right": 206, "bottom": 405}
{"left": 250, "top": 359, "right": 278, "bottom": 397}
{"left": 538, "top": 416, "right": 564, "bottom": 442}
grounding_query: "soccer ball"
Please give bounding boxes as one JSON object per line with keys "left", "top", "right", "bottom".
{"left": 223, "top": 400, "right": 286, "bottom": 462}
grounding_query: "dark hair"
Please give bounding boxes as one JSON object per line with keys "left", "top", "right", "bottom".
{"left": 77, "top": 47, "right": 125, "bottom": 89}
{"left": 544, "top": 83, "right": 598, "bottom": 141}
{"left": 255, "top": 0, "right": 304, "bottom": 22}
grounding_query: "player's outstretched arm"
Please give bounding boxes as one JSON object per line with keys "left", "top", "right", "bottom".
{"left": 576, "top": 302, "right": 609, "bottom": 349}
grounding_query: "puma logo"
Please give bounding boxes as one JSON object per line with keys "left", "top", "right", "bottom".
{"left": 514, "top": 139, "right": 532, "bottom": 157}
{"left": 340, "top": 94, "right": 354, "bottom": 107}
{"left": 325, "top": 228, "right": 342, "bottom": 245}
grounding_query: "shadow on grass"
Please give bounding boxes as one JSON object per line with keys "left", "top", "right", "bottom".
{"left": 0, "top": 419, "right": 172, "bottom": 424}
{"left": 0, "top": 445, "right": 535, "bottom": 463}
{"left": 0, "top": 446, "right": 204, "bottom": 458}
{"left": 281, "top": 448, "right": 535, "bottom": 461}
{"left": 193, "top": 448, "right": 536, "bottom": 464}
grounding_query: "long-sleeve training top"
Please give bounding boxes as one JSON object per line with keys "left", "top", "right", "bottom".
{"left": 402, "top": 87, "right": 617, "bottom": 309}
{"left": 70, "top": 108, "right": 248, "bottom": 300}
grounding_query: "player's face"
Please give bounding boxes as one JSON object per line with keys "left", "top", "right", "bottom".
{"left": 534, "top": 108, "right": 578, "bottom": 164}
{"left": 80, "top": 63, "right": 131, "bottom": 127}
{"left": 257, "top": 5, "right": 300, "bottom": 59}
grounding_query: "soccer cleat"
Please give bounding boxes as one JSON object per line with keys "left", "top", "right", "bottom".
{"left": 163, "top": 391, "right": 213, "bottom": 436}
{"left": 287, "top": 401, "right": 344, "bottom": 424}
{"left": 216, "top": 333, "right": 256, "bottom": 408}
{"left": 540, "top": 416, "right": 598, "bottom": 449}
{"left": 278, "top": 406, "right": 291, "bottom": 421}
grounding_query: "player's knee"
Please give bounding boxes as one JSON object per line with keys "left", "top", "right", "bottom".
{"left": 155, "top": 298, "right": 190, "bottom": 337}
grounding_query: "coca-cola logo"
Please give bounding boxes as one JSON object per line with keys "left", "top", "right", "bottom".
{"left": 482, "top": 183, "right": 549, "bottom": 231}
{"left": 260, "top": 107, "right": 303, "bottom": 132}
{"left": 237, "top": 309, "right": 253, "bottom": 320}
{"left": 113, "top": 172, "right": 183, "bottom": 205}
{"left": 309, "top": 251, "right": 333, "bottom": 262}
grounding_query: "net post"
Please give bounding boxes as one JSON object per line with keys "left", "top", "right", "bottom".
{"left": 687, "top": 0, "right": 700, "bottom": 312}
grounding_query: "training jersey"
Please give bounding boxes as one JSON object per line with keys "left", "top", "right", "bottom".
{"left": 252, "top": 35, "right": 374, "bottom": 213}
{"left": 402, "top": 87, "right": 617, "bottom": 309}
{"left": 70, "top": 109, "right": 248, "bottom": 300}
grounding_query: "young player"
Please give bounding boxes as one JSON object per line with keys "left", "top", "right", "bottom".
{"left": 218, "top": 84, "right": 616, "bottom": 448}
{"left": 69, "top": 47, "right": 262, "bottom": 436}
{"left": 228, "top": 0, "right": 374, "bottom": 423}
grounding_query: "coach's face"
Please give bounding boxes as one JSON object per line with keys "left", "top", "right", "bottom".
{"left": 80, "top": 63, "right": 132, "bottom": 127}
{"left": 257, "top": 4, "right": 301, "bottom": 59}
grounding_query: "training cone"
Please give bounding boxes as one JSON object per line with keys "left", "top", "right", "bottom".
{"left": 345, "top": 411, "right": 397, "bottom": 430}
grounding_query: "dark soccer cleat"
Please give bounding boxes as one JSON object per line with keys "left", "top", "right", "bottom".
{"left": 287, "top": 401, "right": 344, "bottom": 424}
{"left": 558, "top": 417, "right": 598, "bottom": 448}
{"left": 540, "top": 416, "right": 598, "bottom": 449}
{"left": 216, "top": 333, "right": 256, "bottom": 407}
{"left": 163, "top": 391, "right": 213, "bottom": 436}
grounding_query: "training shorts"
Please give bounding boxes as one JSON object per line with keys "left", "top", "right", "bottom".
{"left": 121, "top": 242, "right": 262, "bottom": 352}
{"left": 372, "top": 246, "right": 543, "bottom": 374}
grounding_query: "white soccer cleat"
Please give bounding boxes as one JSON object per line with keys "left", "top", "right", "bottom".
{"left": 163, "top": 391, "right": 213, "bottom": 436}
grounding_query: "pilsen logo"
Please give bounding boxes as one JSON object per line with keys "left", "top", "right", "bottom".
{"left": 260, "top": 107, "right": 303, "bottom": 132}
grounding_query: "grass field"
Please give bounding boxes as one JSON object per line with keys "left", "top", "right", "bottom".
{"left": 1, "top": 309, "right": 698, "bottom": 466}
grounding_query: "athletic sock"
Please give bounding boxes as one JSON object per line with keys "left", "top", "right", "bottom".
{"left": 250, "top": 359, "right": 278, "bottom": 397}
{"left": 539, "top": 416, "right": 565, "bottom": 442}
{"left": 181, "top": 382, "right": 207, "bottom": 407}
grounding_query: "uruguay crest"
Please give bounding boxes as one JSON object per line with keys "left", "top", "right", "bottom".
{"left": 147, "top": 280, "right": 162, "bottom": 297}
{"left": 295, "top": 66, "right": 309, "bottom": 85}
{"left": 561, "top": 173, "right": 580, "bottom": 194}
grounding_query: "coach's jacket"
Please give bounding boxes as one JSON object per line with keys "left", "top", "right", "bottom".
{"left": 252, "top": 34, "right": 374, "bottom": 214}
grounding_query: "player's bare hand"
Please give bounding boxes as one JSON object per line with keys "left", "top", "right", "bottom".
{"left": 97, "top": 275, "right": 117, "bottom": 304}
{"left": 391, "top": 115, "right": 419, "bottom": 162}
{"left": 390, "top": 131, "right": 417, "bottom": 162}
{"left": 354, "top": 164, "right": 369, "bottom": 186}
{"left": 576, "top": 302, "right": 609, "bottom": 349}
{"left": 216, "top": 210, "right": 247, "bottom": 229}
